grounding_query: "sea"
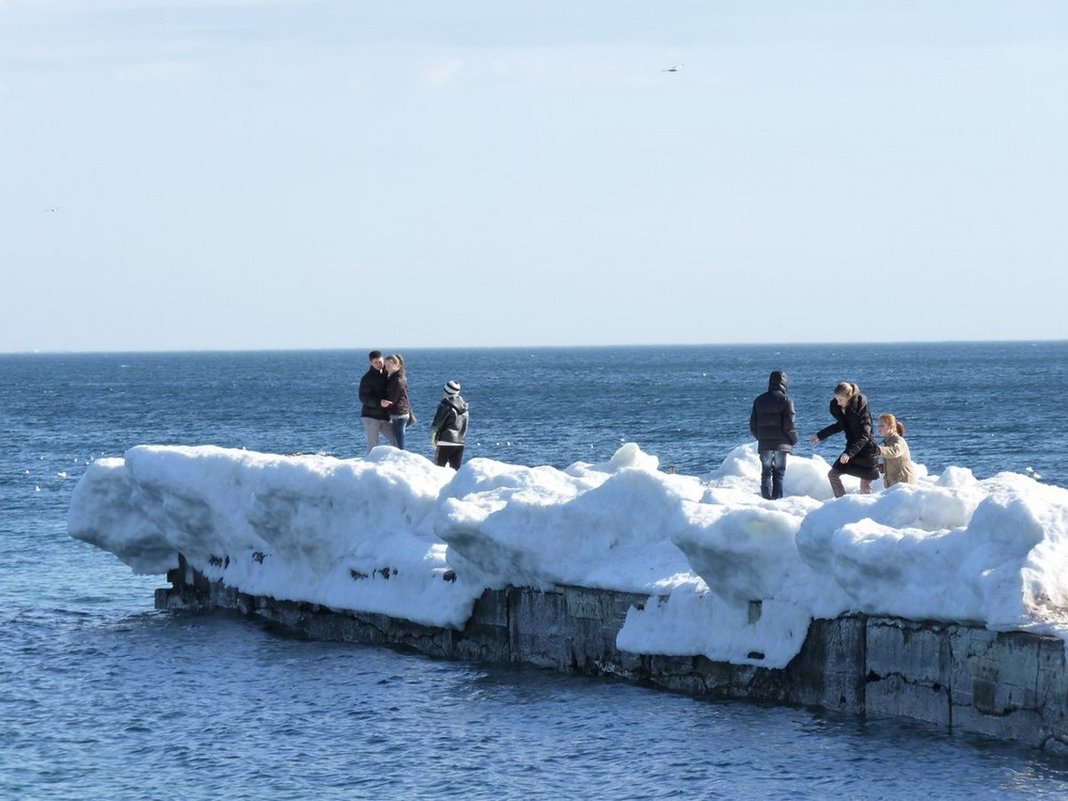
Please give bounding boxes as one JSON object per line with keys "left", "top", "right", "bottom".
{"left": 2, "top": 342, "right": 1068, "bottom": 801}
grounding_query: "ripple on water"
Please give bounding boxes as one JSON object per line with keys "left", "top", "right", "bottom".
{"left": 3, "top": 610, "right": 1068, "bottom": 800}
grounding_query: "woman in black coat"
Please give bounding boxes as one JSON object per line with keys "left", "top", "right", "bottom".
{"left": 810, "top": 381, "right": 880, "bottom": 497}
{"left": 381, "top": 353, "right": 411, "bottom": 450}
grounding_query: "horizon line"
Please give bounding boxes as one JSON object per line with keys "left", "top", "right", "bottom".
{"left": 2, "top": 337, "right": 1066, "bottom": 357}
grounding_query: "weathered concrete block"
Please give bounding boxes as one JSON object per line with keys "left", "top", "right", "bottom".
{"left": 867, "top": 618, "right": 951, "bottom": 683}
{"left": 469, "top": 588, "right": 509, "bottom": 628}
{"left": 784, "top": 616, "right": 866, "bottom": 713}
{"left": 508, "top": 586, "right": 635, "bottom": 674}
{"left": 561, "top": 586, "right": 644, "bottom": 674}
{"left": 951, "top": 628, "right": 1037, "bottom": 712}
{"left": 692, "top": 656, "right": 763, "bottom": 697}
{"left": 869, "top": 674, "right": 951, "bottom": 728}
{"left": 510, "top": 588, "right": 574, "bottom": 670}
{"left": 949, "top": 627, "right": 1046, "bottom": 747}
{"left": 564, "top": 585, "right": 640, "bottom": 626}
{"left": 865, "top": 618, "right": 951, "bottom": 727}
{"left": 453, "top": 589, "right": 510, "bottom": 662}
{"left": 644, "top": 654, "right": 705, "bottom": 694}
{"left": 1036, "top": 637, "right": 1068, "bottom": 752}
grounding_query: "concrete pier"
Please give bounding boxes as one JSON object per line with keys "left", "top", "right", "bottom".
{"left": 157, "top": 558, "right": 1068, "bottom": 753}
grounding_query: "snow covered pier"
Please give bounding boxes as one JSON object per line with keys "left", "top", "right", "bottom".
{"left": 70, "top": 443, "right": 1068, "bottom": 753}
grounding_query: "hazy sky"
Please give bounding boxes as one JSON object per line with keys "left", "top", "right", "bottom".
{"left": 2, "top": 1, "right": 1066, "bottom": 352}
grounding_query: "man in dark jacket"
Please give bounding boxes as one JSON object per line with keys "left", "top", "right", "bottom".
{"left": 359, "top": 350, "right": 396, "bottom": 452}
{"left": 430, "top": 380, "right": 469, "bottom": 470}
{"left": 749, "top": 370, "right": 799, "bottom": 500}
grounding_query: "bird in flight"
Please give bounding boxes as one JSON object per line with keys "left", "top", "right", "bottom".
{"left": 661, "top": 64, "right": 683, "bottom": 73}
{"left": 43, "top": 206, "right": 59, "bottom": 213}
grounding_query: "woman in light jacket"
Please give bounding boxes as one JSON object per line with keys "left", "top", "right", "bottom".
{"left": 877, "top": 413, "right": 917, "bottom": 488}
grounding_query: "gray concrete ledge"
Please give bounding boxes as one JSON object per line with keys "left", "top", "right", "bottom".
{"left": 157, "top": 557, "right": 1068, "bottom": 754}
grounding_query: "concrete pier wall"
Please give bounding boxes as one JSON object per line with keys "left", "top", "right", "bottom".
{"left": 156, "top": 562, "right": 1068, "bottom": 753}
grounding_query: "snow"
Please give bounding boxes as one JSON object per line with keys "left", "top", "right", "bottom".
{"left": 68, "top": 442, "right": 1068, "bottom": 668}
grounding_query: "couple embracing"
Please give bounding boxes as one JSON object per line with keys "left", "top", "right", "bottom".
{"left": 359, "top": 350, "right": 410, "bottom": 450}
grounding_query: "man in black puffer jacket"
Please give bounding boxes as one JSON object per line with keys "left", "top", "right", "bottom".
{"left": 359, "top": 350, "right": 396, "bottom": 452}
{"left": 749, "top": 370, "right": 799, "bottom": 500}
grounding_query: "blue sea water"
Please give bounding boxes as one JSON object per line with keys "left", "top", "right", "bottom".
{"left": 2, "top": 343, "right": 1068, "bottom": 800}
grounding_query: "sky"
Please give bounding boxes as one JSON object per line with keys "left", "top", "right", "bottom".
{"left": 2, "top": 0, "right": 1067, "bottom": 352}
{"left": 70, "top": 440, "right": 1068, "bottom": 670}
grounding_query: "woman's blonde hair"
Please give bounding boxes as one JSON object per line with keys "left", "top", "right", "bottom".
{"left": 384, "top": 353, "right": 406, "bottom": 374}
{"left": 833, "top": 381, "right": 859, "bottom": 399}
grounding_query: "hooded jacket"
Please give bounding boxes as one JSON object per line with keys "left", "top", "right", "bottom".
{"left": 749, "top": 371, "right": 799, "bottom": 452}
{"left": 431, "top": 394, "right": 469, "bottom": 446}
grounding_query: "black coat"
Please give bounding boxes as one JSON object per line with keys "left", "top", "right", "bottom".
{"left": 383, "top": 372, "right": 410, "bottom": 417}
{"left": 359, "top": 367, "right": 389, "bottom": 420}
{"left": 816, "top": 393, "right": 878, "bottom": 469}
{"left": 749, "top": 371, "right": 799, "bottom": 452}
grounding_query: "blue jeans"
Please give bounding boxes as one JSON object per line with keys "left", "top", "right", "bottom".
{"left": 389, "top": 415, "right": 407, "bottom": 450}
{"left": 759, "top": 450, "right": 787, "bottom": 500}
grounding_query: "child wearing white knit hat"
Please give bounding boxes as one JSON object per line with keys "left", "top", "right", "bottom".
{"left": 431, "top": 380, "right": 469, "bottom": 469}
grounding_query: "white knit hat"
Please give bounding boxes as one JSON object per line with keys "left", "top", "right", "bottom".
{"left": 444, "top": 380, "right": 461, "bottom": 395}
